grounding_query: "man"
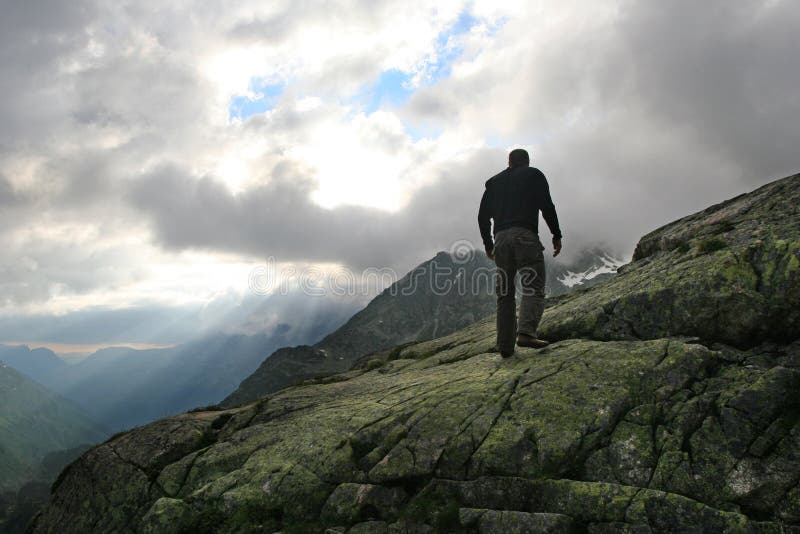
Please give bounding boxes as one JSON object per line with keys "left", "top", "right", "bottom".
{"left": 478, "top": 148, "right": 563, "bottom": 357}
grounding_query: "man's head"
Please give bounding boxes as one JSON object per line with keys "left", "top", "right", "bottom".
{"left": 508, "top": 148, "right": 530, "bottom": 168}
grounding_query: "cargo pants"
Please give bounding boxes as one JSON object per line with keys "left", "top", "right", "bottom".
{"left": 493, "top": 227, "right": 547, "bottom": 354}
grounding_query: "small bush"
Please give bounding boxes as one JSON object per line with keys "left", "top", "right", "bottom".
{"left": 366, "top": 358, "right": 385, "bottom": 371}
{"left": 696, "top": 238, "right": 727, "bottom": 254}
{"left": 386, "top": 342, "right": 416, "bottom": 362}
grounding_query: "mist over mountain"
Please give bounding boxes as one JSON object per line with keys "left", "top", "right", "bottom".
{"left": 0, "top": 285, "right": 369, "bottom": 351}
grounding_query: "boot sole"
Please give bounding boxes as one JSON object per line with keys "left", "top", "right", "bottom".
{"left": 517, "top": 340, "right": 549, "bottom": 349}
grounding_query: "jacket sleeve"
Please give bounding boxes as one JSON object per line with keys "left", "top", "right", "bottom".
{"left": 478, "top": 185, "right": 494, "bottom": 250}
{"left": 540, "top": 175, "right": 563, "bottom": 240}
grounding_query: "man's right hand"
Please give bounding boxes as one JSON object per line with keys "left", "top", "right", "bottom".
{"left": 553, "top": 238, "right": 562, "bottom": 257}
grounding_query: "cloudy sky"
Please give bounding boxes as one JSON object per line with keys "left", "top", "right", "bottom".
{"left": 1, "top": 0, "right": 798, "bottom": 349}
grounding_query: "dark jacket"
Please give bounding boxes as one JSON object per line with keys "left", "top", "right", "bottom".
{"left": 478, "top": 165, "right": 562, "bottom": 251}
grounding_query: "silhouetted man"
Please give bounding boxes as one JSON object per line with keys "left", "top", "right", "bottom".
{"left": 478, "top": 149, "right": 563, "bottom": 357}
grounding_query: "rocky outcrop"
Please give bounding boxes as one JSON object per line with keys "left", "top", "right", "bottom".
{"left": 539, "top": 173, "right": 800, "bottom": 348}
{"left": 31, "top": 174, "right": 800, "bottom": 533}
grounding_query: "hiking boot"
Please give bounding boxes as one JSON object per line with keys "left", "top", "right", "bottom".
{"left": 517, "top": 334, "right": 549, "bottom": 349}
{"left": 490, "top": 345, "right": 515, "bottom": 358}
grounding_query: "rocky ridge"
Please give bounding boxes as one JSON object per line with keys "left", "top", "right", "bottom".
{"left": 31, "top": 173, "right": 800, "bottom": 533}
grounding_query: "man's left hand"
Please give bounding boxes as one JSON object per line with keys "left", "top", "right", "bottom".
{"left": 553, "top": 238, "right": 562, "bottom": 257}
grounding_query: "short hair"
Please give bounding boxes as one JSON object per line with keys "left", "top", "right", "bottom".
{"left": 508, "top": 148, "right": 530, "bottom": 167}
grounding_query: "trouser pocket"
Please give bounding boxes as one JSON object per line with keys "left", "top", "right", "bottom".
{"left": 516, "top": 236, "right": 544, "bottom": 265}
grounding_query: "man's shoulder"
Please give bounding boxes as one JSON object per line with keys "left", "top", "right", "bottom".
{"left": 485, "top": 168, "right": 510, "bottom": 187}
{"left": 528, "top": 166, "right": 546, "bottom": 178}
{"left": 521, "top": 167, "right": 548, "bottom": 186}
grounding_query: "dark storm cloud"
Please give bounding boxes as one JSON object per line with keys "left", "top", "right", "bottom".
{"left": 616, "top": 0, "right": 800, "bottom": 179}
{"left": 128, "top": 150, "right": 502, "bottom": 272}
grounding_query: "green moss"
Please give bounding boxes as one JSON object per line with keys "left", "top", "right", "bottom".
{"left": 787, "top": 253, "right": 799, "bottom": 273}
{"left": 720, "top": 257, "right": 758, "bottom": 288}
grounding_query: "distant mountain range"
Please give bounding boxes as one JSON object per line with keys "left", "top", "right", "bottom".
{"left": 1, "top": 333, "right": 315, "bottom": 432}
{"left": 0, "top": 294, "right": 359, "bottom": 432}
{"left": 0, "top": 362, "right": 106, "bottom": 491}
